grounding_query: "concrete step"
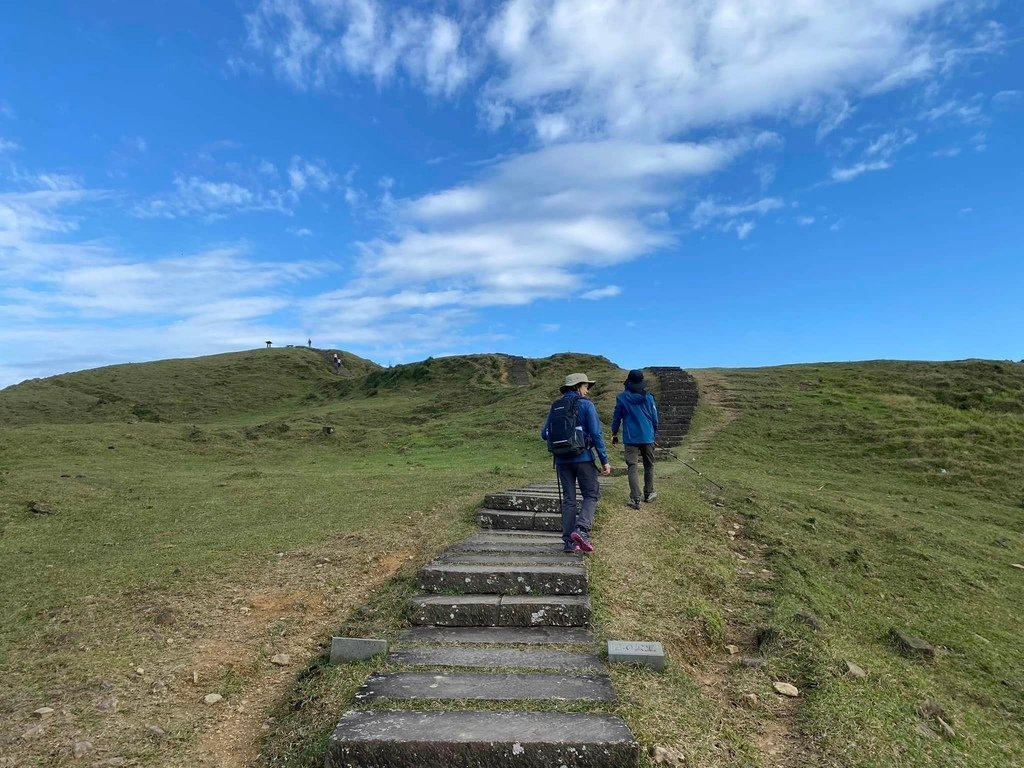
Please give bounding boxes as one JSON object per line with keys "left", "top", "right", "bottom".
{"left": 419, "top": 564, "right": 587, "bottom": 596}
{"left": 398, "top": 626, "right": 594, "bottom": 645}
{"left": 437, "top": 553, "right": 583, "bottom": 566}
{"left": 388, "top": 646, "right": 604, "bottom": 671}
{"left": 410, "top": 594, "right": 591, "bottom": 627}
{"left": 451, "top": 540, "right": 570, "bottom": 555}
{"left": 484, "top": 493, "right": 560, "bottom": 514}
{"left": 468, "top": 532, "right": 565, "bottom": 544}
{"left": 356, "top": 671, "right": 616, "bottom": 702}
{"left": 326, "top": 710, "right": 639, "bottom": 768}
{"left": 477, "top": 509, "right": 563, "bottom": 532}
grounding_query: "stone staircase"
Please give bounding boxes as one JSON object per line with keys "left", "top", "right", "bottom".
{"left": 647, "top": 367, "right": 699, "bottom": 450}
{"left": 506, "top": 355, "right": 531, "bottom": 386}
{"left": 326, "top": 479, "right": 639, "bottom": 768}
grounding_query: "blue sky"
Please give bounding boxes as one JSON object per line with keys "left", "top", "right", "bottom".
{"left": 1, "top": 1, "right": 1021, "bottom": 388}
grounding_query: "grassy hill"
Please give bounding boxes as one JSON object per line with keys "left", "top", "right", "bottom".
{"left": 0, "top": 347, "right": 379, "bottom": 426}
{"left": 0, "top": 352, "right": 1021, "bottom": 767}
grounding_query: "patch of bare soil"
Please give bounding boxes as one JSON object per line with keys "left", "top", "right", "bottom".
{"left": 687, "top": 370, "right": 742, "bottom": 454}
{"left": 689, "top": 373, "right": 818, "bottom": 767}
{"left": 707, "top": 513, "right": 819, "bottom": 768}
{"left": 0, "top": 535, "right": 418, "bottom": 768}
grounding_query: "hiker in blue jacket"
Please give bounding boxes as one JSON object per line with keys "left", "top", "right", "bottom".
{"left": 541, "top": 373, "right": 611, "bottom": 553}
{"left": 611, "top": 369, "right": 659, "bottom": 509}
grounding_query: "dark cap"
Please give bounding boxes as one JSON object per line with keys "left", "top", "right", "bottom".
{"left": 625, "top": 369, "right": 645, "bottom": 384}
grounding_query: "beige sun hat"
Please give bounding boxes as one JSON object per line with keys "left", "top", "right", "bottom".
{"left": 561, "top": 372, "right": 597, "bottom": 390}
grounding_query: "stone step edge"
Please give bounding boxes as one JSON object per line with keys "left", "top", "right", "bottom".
{"left": 326, "top": 710, "right": 639, "bottom": 768}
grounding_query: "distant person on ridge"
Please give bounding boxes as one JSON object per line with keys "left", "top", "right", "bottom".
{"left": 332, "top": 353, "right": 342, "bottom": 373}
{"left": 611, "top": 369, "right": 659, "bottom": 510}
{"left": 542, "top": 373, "right": 611, "bottom": 553}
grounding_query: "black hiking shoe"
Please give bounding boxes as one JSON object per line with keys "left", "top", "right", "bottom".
{"left": 644, "top": 491, "right": 658, "bottom": 503}
{"left": 627, "top": 497, "right": 641, "bottom": 510}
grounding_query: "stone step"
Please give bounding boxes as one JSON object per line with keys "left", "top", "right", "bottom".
{"left": 419, "top": 564, "right": 587, "bottom": 596}
{"left": 410, "top": 594, "right": 591, "bottom": 627}
{"left": 484, "top": 493, "right": 560, "bottom": 514}
{"left": 356, "top": 671, "right": 616, "bottom": 703}
{"left": 326, "top": 710, "right": 639, "bottom": 768}
{"left": 451, "top": 540, "right": 570, "bottom": 555}
{"left": 437, "top": 553, "right": 582, "bottom": 566}
{"left": 477, "top": 509, "right": 563, "bottom": 532}
{"left": 468, "top": 531, "right": 564, "bottom": 540}
{"left": 388, "top": 646, "right": 604, "bottom": 671}
{"left": 398, "top": 626, "right": 594, "bottom": 645}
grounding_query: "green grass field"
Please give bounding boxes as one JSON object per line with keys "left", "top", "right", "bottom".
{"left": 1, "top": 350, "right": 1021, "bottom": 767}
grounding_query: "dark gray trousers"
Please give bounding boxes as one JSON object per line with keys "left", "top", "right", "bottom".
{"left": 556, "top": 461, "right": 600, "bottom": 542}
{"left": 624, "top": 443, "right": 655, "bottom": 501}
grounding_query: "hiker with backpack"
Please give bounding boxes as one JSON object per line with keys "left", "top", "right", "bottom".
{"left": 541, "top": 373, "right": 611, "bottom": 553}
{"left": 611, "top": 369, "right": 660, "bottom": 509}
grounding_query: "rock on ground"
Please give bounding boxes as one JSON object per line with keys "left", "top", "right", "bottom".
{"left": 773, "top": 682, "right": 800, "bottom": 697}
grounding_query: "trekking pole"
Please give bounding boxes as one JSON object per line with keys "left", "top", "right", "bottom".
{"left": 554, "top": 457, "right": 563, "bottom": 511}
{"left": 655, "top": 442, "right": 724, "bottom": 491}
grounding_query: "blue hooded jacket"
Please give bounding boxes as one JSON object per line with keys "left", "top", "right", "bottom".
{"left": 541, "top": 391, "right": 610, "bottom": 466}
{"left": 611, "top": 383, "right": 659, "bottom": 445}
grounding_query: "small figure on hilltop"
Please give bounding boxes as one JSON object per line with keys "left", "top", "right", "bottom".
{"left": 332, "top": 353, "right": 342, "bottom": 373}
{"left": 542, "top": 373, "right": 611, "bottom": 553}
{"left": 308, "top": 338, "right": 312, "bottom": 348}
{"left": 611, "top": 369, "right": 659, "bottom": 509}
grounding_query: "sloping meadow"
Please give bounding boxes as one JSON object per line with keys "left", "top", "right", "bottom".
{"left": 0, "top": 350, "right": 624, "bottom": 766}
{"left": 696, "top": 360, "right": 1024, "bottom": 766}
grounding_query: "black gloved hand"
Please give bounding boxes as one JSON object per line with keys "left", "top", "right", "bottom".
{"left": 611, "top": 435, "right": 619, "bottom": 446}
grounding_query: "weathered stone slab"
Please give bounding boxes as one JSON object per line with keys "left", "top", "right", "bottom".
{"left": 499, "top": 595, "right": 591, "bottom": 627}
{"left": 465, "top": 531, "right": 564, "bottom": 542}
{"left": 388, "top": 646, "right": 605, "bottom": 670}
{"left": 409, "top": 595, "right": 500, "bottom": 627}
{"left": 398, "top": 626, "right": 594, "bottom": 645}
{"left": 476, "top": 509, "right": 535, "bottom": 530}
{"left": 325, "top": 710, "right": 639, "bottom": 768}
{"left": 437, "top": 554, "right": 581, "bottom": 566}
{"left": 607, "top": 640, "right": 665, "bottom": 672}
{"left": 356, "top": 671, "right": 616, "bottom": 702}
{"left": 532, "top": 512, "right": 562, "bottom": 532}
{"left": 419, "top": 564, "right": 587, "bottom": 596}
{"left": 484, "top": 493, "right": 560, "bottom": 514}
{"left": 451, "top": 541, "right": 569, "bottom": 555}
{"left": 329, "top": 637, "right": 388, "bottom": 664}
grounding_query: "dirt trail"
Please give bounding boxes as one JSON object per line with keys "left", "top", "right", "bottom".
{"left": 0, "top": 537, "right": 417, "bottom": 768}
{"left": 686, "top": 369, "right": 742, "bottom": 454}
{"left": 689, "top": 371, "right": 818, "bottom": 768}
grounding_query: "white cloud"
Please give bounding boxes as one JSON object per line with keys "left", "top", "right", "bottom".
{"left": 240, "top": 1, "right": 995, "bottom": 146}
{"left": 243, "top": 0, "right": 474, "bottom": 96}
{"left": 993, "top": 90, "right": 1022, "bottom": 109}
{"left": 734, "top": 221, "right": 755, "bottom": 240}
{"left": 797, "top": 216, "right": 816, "bottom": 226}
{"left": 288, "top": 226, "right": 314, "bottom": 237}
{"left": 831, "top": 161, "right": 892, "bottom": 183}
{"left": 865, "top": 129, "right": 918, "bottom": 157}
{"left": 133, "top": 156, "right": 334, "bottom": 220}
{"left": 921, "top": 99, "right": 984, "bottom": 123}
{"left": 297, "top": 135, "right": 765, "bottom": 343}
{"left": 692, "top": 197, "right": 785, "bottom": 228}
{"left": 0, "top": 165, "right": 330, "bottom": 386}
{"left": 287, "top": 155, "right": 333, "bottom": 192}
{"left": 483, "top": 0, "right": 977, "bottom": 141}
{"left": 580, "top": 285, "right": 621, "bottom": 300}
{"left": 0, "top": 137, "right": 19, "bottom": 153}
